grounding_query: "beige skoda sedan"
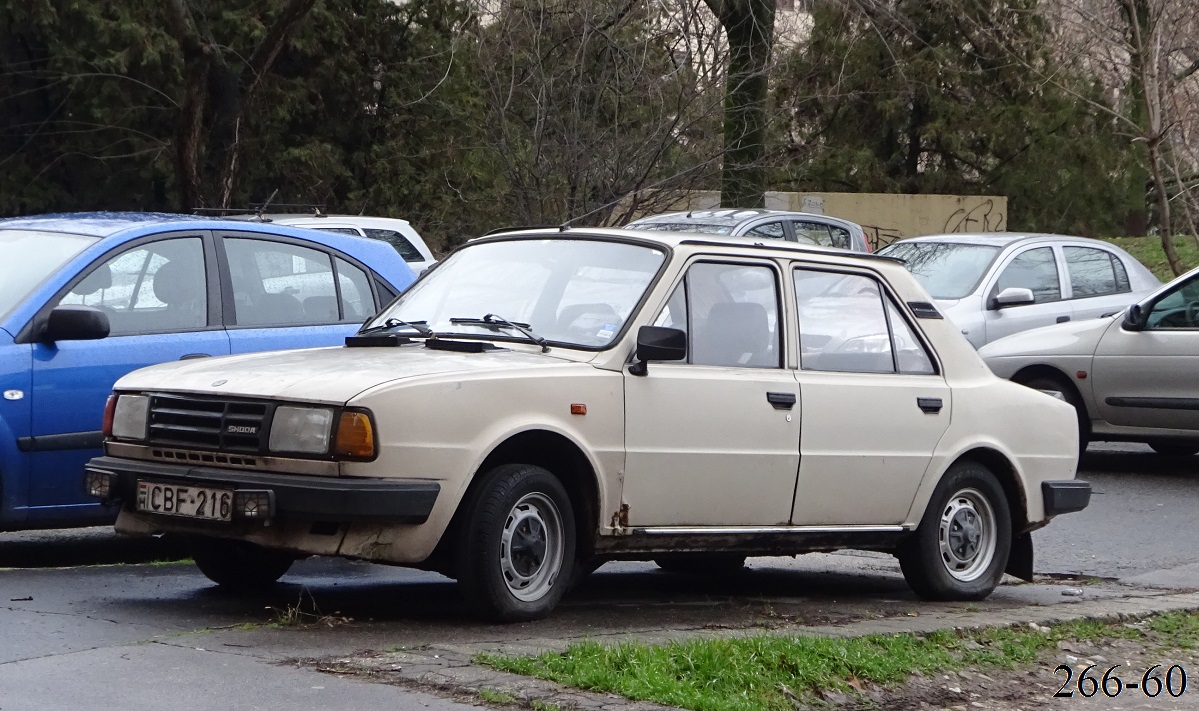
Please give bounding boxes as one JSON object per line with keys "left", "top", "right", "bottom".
{"left": 84, "top": 228, "right": 1088, "bottom": 621}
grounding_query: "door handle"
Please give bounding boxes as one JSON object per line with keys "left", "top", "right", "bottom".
{"left": 179, "top": 353, "right": 212, "bottom": 360}
{"left": 1056, "top": 316, "right": 1071, "bottom": 323}
{"left": 766, "top": 392, "right": 796, "bottom": 410}
{"left": 917, "top": 397, "right": 943, "bottom": 414}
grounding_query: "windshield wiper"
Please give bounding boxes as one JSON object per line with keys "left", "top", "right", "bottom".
{"left": 358, "top": 317, "right": 433, "bottom": 337}
{"left": 449, "top": 314, "right": 549, "bottom": 352}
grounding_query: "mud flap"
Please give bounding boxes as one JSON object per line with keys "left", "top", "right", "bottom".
{"left": 1005, "top": 532, "right": 1034, "bottom": 581}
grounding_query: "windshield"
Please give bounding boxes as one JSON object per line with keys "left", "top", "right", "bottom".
{"left": 368, "top": 238, "right": 667, "bottom": 348}
{"left": 0, "top": 229, "right": 98, "bottom": 321}
{"left": 628, "top": 222, "right": 735, "bottom": 235}
{"left": 878, "top": 241, "right": 1002, "bottom": 299}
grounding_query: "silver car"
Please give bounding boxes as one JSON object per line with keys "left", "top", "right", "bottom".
{"left": 625, "top": 209, "right": 871, "bottom": 252}
{"left": 980, "top": 265, "right": 1199, "bottom": 456}
{"left": 878, "top": 234, "right": 1159, "bottom": 348}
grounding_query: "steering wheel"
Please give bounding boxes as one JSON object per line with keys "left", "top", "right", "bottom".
{"left": 1186, "top": 301, "right": 1199, "bottom": 327}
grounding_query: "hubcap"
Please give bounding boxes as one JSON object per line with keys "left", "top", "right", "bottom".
{"left": 499, "top": 492, "right": 564, "bottom": 602}
{"left": 938, "top": 488, "right": 996, "bottom": 582}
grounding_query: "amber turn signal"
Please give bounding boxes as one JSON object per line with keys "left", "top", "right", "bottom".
{"left": 334, "top": 410, "right": 376, "bottom": 459}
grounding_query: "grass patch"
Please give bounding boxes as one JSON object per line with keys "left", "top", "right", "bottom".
{"left": 477, "top": 612, "right": 1199, "bottom": 711}
{"left": 1101, "top": 235, "right": 1199, "bottom": 281}
{"left": 478, "top": 688, "right": 517, "bottom": 705}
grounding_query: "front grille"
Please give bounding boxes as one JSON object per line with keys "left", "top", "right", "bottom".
{"left": 147, "top": 394, "right": 269, "bottom": 452}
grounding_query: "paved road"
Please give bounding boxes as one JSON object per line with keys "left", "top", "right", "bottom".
{"left": 1, "top": 442, "right": 1196, "bottom": 710}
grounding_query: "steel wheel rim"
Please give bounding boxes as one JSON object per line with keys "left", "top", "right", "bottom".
{"left": 499, "top": 492, "right": 564, "bottom": 602}
{"left": 938, "top": 487, "right": 996, "bottom": 582}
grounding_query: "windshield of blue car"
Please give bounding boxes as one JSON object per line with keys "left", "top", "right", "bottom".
{"left": 0, "top": 230, "right": 98, "bottom": 322}
{"left": 878, "top": 241, "right": 1002, "bottom": 299}
{"left": 368, "top": 237, "right": 667, "bottom": 349}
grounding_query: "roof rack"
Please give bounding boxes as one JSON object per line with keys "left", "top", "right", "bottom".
{"left": 191, "top": 190, "right": 326, "bottom": 221}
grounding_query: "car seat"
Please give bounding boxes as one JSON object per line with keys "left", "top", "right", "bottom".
{"left": 693, "top": 302, "right": 773, "bottom": 367}
{"left": 303, "top": 295, "right": 339, "bottom": 322}
{"left": 151, "top": 259, "right": 206, "bottom": 329}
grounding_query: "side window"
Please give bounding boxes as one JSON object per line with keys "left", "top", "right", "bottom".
{"left": 794, "top": 269, "right": 936, "bottom": 375}
{"left": 1146, "top": 274, "right": 1199, "bottom": 329}
{"left": 744, "top": 221, "right": 786, "bottom": 240}
{"left": 994, "top": 247, "right": 1060, "bottom": 303}
{"left": 363, "top": 228, "right": 424, "bottom": 263}
{"left": 795, "top": 270, "right": 893, "bottom": 373}
{"left": 792, "top": 221, "right": 833, "bottom": 247}
{"left": 336, "top": 258, "right": 375, "bottom": 322}
{"left": 1065, "top": 246, "right": 1128, "bottom": 298}
{"left": 224, "top": 238, "right": 336, "bottom": 327}
{"left": 661, "top": 262, "right": 780, "bottom": 368}
{"left": 828, "top": 225, "right": 852, "bottom": 250}
{"left": 886, "top": 300, "right": 936, "bottom": 374}
{"left": 59, "top": 237, "right": 206, "bottom": 335}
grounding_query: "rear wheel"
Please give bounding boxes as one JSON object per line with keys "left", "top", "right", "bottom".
{"left": 189, "top": 537, "right": 294, "bottom": 590}
{"left": 655, "top": 553, "right": 747, "bottom": 575}
{"left": 897, "top": 460, "right": 1011, "bottom": 601}
{"left": 456, "top": 464, "right": 576, "bottom": 622}
{"left": 1149, "top": 442, "right": 1199, "bottom": 457}
{"left": 1016, "top": 374, "right": 1088, "bottom": 456}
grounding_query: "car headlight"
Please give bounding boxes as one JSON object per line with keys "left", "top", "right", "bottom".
{"left": 269, "top": 406, "right": 335, "bottom": 454}
{"left": 111, "top": 395, "right": 150, "bottom": 441}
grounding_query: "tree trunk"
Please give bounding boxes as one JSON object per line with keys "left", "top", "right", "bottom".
{"left": 705, "top": 0, "right": 775, "bottom": 208}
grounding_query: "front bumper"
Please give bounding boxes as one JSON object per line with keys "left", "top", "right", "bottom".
{"left": 1042, "top": 480, "right": 1091, "bottom": 516}
{"left": 84, "top": 455, "right": 439, "bottom": 524}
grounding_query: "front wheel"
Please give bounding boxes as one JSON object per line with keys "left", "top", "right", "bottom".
{"left": 1149, "top": 442, "right": 1199, "bottom": 457}
{"left": 897, "top": 461, "right": 1011, "bottom": 601}
{"left": 456, "top": 464, "right": 576, "bottom": 622}
{"left": 189, "top": 536, "right": 295, "bottom": 590}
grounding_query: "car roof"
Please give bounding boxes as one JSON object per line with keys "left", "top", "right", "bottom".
{"left": 252, "top": 214, "right": 415, "bottom": 226}
{"left": 628, "top": 209, "right": 846, "bottom": 228}
{"left": 476, "top": 226, "right": 896, "bottom": 264}
{"left": 891, "top": 232, "right": 1113, "bottom": 248}
{"left": 0, "top": 211, "right": 213, "bottom": 238}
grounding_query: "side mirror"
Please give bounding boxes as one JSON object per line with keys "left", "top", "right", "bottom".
{"left": 990, "top": 287, "right": 1035, "bottom": 310}
{"left": 41, "top": 305, "right": 110, "bottom": 343}
{"left": 628, "top": 326, "right": 686, "bottom": 376}
{"left": 1122, "top": 303, "right": 1147, "bottom": 331}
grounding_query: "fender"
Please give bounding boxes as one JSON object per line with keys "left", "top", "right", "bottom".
{"left": 0, "top": 337, "right": 33, "bottom": 528}
{"left": 0, "top": 412, "right": 30, "bottom": 527}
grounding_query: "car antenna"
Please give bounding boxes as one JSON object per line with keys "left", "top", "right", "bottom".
{"left": 253, "top": 189, "right": 279, "bottom": 221}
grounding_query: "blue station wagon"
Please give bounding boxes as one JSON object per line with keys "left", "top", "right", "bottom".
{"left": 0, "top": 213, "right": 415, "bottom": 531}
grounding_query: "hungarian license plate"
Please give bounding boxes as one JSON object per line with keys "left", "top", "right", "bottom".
{"left": 136, "top": 481, "right": 233, "bottom": 522}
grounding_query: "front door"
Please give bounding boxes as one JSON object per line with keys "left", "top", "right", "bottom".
{"left": 27, "top": 234, "right": 230, "bottom": 520}
{"left": 982, "top": 246, "right": 1073, "bottom": 343}
{"left": 623, "top": 260, "right": 801, "bottom": 527}
{"left": 1093, "top": 272, "right": 1199, "bottom": 431}
{"left": 789, "top": 268, "right": 951, "bottom": 525}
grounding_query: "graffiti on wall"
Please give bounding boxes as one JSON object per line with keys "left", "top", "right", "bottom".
{"left": 943, "top": 199, "right": 1006, "bottom": 233}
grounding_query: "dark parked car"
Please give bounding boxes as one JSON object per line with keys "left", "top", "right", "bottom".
{"left": 0, "top": 212, "right": 414, "bottom": 531}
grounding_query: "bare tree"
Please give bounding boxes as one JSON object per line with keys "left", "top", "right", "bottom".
{"left": 702, "top": 0, "right": 776, "bottom": 208}
{"left": 164, "top": 0, "right": 319, "bottom": 210}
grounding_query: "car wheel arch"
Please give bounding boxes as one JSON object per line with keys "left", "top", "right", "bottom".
{"left": 1011, "top": 365, "right": 1088, "bottom": 412}
{"left": 441, "top": 429, "right": 601, "bottom": 566}
{"left": 955, "top": 447, "right": 1029, "bottom": 534}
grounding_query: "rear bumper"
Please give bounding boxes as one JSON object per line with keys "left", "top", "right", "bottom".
{"left": 84, "top": 455, "right": 439, "bottom": 524}
{"left": 1042, "top": 480, "right": 1091, "bottom": 516}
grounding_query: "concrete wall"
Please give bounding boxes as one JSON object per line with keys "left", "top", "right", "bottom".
{"left": 659, "top": 191, "right": 1008, "bottom": 249}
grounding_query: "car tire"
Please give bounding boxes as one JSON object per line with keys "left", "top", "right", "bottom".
{"left": 189, "top": 536, "right": 295, "bottom": 590}
{"left": 456, "top": 463, "right": 576, "bottom": 622}
{"left": 1148, "top": 442, "right": 1199, "bottom": 457}
{"left": 1016, "top": 374, "right": 1088, "bottom": 456}
{"left": 897, "top": 460, "right": 1011, "bottom": 601}
{"left": 654, "top": 553, "right": 747, "bottom": 575}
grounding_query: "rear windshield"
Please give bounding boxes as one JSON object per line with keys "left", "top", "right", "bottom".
{"left": 627, "top": 222, "right": 735, "bottom": 235}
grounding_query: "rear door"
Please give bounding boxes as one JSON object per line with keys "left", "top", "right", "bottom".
{"left": 217, "top": 232, "right": 382, "bottom": 355}
{"left": 790, "top": 267, "right": 950, "bottom": 525}
{"left": 27, "top": 232, "right": 230, "bottom": 518}
{"left": 1061, "top": 244, "right": 1136, "bottom": 320}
